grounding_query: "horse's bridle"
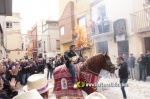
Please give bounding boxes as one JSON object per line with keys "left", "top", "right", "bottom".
{"left": 82, "top": 56, "right": 114, "bottom": 75}
{"left": 83, "top": 62, "right": 99, "bottom": 75}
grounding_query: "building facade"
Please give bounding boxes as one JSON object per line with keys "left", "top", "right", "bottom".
{"left": 90, "top": 0, "right": 150, "bottom": 79}
{"left": 6, "top": 13, "right": 24, "bottom": 60}
{"left": 0, "top": 0, "right": 12, "bottom": 59}
{"left": 29, "top": 26, "right": 38, "bottom": 60}
{"left": 42, "top": 19, "right": 60, "bottom": 58}
{"left": 59, "top": 0, "right": 93, "bottom": 56}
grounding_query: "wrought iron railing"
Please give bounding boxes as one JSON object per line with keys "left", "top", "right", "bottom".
{"left": 131, "top": 8, "right": 150, "bottom": 32}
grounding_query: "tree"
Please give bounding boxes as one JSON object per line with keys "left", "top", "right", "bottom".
{"left": 73, "top": 25, "right": 94, "bottom": 56}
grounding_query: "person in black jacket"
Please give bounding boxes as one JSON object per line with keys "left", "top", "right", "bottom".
{"left": 64, "top": 45, "right": 79, "bottom": 88}
{"left": 21, "top": 61, "right": 30, "bottom": 85}
{"left": 137, "top": 52, "right": 147, "bottom": 82}
{"left": 146, "top": 50, "right": 150, "bottom": 77}
{"left": 30, "top": 61, "right": 38, "bottom": 75}
{"left": 36, "top": 59, "right": 45, "bottom": 74}
{"left": 0, "top": 76, "right": 11, "bottom": 99}
{"left": 117, "top": 56, "right": 128, "bottom": 99}
{"left": 47, "top": 60, "right": 53, "bottom": 79}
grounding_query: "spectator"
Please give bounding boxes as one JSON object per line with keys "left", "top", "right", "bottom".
{"left": 21, "top": 60, "right": 30, "bottom": 85}
{"left": 13, "top": 89, "right": 43, "bottom": 99}
{"left": 128, "top": 53, "right": 136, "bottom": 80}
{"left": 90, "top": 20, "right": 95, "bottom": 35}
{"left": 146, "top": 50, "right": 150, "bottom": 77}
{"left": 47, "top": 60, "right": 53, "bottom": 79}
{"left": 137, "top": 52, "right": 147, "bottom": 82}
{"left": 30, "top": 61, "right": 38, "bottom": 75}
{"left": 23, "top": 74, "right": 54, "bottom": 99}
{"left": 0, "top": 76, "right": 10, "bottom": 99}
{"left": 0, "top": 62, "right": 19, "bottom": 98}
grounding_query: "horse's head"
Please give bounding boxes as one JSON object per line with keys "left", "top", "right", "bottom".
{"left": 101, "top": 53, "right": 116, "bottom": 74}
{"left": 81, "top": 53, "right": 116, "bottom": 76}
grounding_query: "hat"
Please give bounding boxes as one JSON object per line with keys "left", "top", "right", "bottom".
{"left": 140, "top": 52, "right": 143, "bottom": 55}
{"left": 85, "top": 92, "right": 107, "bottom": 99}
{"left": 23, "top": 74, "right": 54, "bottom": 94}
{"left": 130, "top": 52, "right": 133, "bottom": 55}
{"left": 13, "top": 89, "right": 43, "bottom": 99}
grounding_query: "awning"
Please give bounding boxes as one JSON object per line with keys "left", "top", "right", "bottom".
{"left": 0, "top": 0, "right": 12, "bottom": 16}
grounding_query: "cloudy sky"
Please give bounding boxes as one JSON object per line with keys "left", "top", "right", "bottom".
{"left": 12, "top": 0, "right": 59, "bottom": 34}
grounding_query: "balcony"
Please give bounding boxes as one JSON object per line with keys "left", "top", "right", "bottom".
{"left": 131, "top": 8, "right": 150, "bottom": 33}
{"left": 90, "top": 20, "right": 114, "bottom": 42}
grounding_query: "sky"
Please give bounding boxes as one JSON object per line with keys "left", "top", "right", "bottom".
{"left": 12, "top": 0, "right": 59, "bottom": 34}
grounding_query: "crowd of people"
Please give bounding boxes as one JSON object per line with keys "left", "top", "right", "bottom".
{"left": 122, "top": 50, "right": 150, "bottom": 82}
{"left": 0, "top": 53, "right": 66, "bottom": 98}
{"left": 0, "top": 49, "right": 87, "bottom": 99}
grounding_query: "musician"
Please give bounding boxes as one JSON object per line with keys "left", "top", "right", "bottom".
{"left": 64, "top": 45, "right": 78, "bottom": 88}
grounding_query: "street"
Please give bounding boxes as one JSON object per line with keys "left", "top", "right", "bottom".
{"left": 18, "top": 69, "right": 150, "bottom": 99}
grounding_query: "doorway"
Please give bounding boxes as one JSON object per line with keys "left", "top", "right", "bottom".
{"left": 144, "top": 37, "right": 150, "bottom": 52}
{"left": 117, "top": 40, "right": 129, "bottom": 57}
{"left": 144, "top": 37, "right": 150, "bottom": 76}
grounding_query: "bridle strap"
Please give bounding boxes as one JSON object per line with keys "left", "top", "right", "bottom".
{"left": 83, "top": 62, "right": 99, "bottom": 75}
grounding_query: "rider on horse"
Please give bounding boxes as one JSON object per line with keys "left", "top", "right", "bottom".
{"left": 64, "top": 44, "right": 79, "bottom": 88}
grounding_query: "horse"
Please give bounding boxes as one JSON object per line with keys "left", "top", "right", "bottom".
{"left": 53, "top": 53, "right": 116, "bottom": 99}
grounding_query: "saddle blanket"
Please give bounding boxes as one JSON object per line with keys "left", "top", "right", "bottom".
{"left": 53, "top": 63, "right": 100, "bottom": 98}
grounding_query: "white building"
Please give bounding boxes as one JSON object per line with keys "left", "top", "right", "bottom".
{"left": 41, "top": 18, "right": 60, "bottom": 58}
{"left": 5, "top": 13, "right": 24, "bottom": 60}
{"left": 90, "top": 0, "right": 150, "bottom": 79}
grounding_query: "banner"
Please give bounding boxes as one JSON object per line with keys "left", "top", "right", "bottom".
{"left": 113, "top": 19, "right": 127, "bottom": 42}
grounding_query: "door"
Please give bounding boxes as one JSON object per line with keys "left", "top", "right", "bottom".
{"left": 145, "top": 37, "right": 150, "bottom": 52}
{"left": 144, "top": 37, "right": 150, "bottom": 75}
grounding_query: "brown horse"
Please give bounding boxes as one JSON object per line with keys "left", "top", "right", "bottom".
{"left": 53, "top": 53, "right": 116, "bottom": 99}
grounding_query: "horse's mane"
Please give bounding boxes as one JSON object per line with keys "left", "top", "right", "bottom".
{"left": 82, "top": 53, "right": 104, "bottom": 74}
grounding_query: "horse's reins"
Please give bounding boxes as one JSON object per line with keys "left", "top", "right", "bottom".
{"left": 83, "top": 62, "right": 99, "bottom": 75}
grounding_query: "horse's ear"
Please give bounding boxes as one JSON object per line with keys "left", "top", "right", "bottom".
{"left": 102, "top": 52, "right": 106, "bottom": 56}
{"left": 106, "top": 52, "right": 108, "bottom": 56}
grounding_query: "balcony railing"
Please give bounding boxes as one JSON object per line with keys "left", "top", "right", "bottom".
{"left": 131, "top": 8, "right": 150, "bottom": 32}
{"left": 90, "top": 20, "right": 111, "bottom": 35}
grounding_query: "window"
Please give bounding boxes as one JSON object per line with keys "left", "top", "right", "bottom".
{"left": 6, "top": 22, "right": 12, "bottom": 28}
{"left": 56, "top": 40, "right": 60, "bottom": 50}
{"left": 60, "top": 26, "right": 64, "bottom": 35}
{"left": 78, "top": 16, "right": 86, "bottom": 28}
{"left": 42, "top": 24, "right": 48, "bottom": 32}
{"left": 96, "top": 41, "right": 108, "bottom": 53}
{"left": 91, "top": 1, "right": 106, "bottom": 21}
